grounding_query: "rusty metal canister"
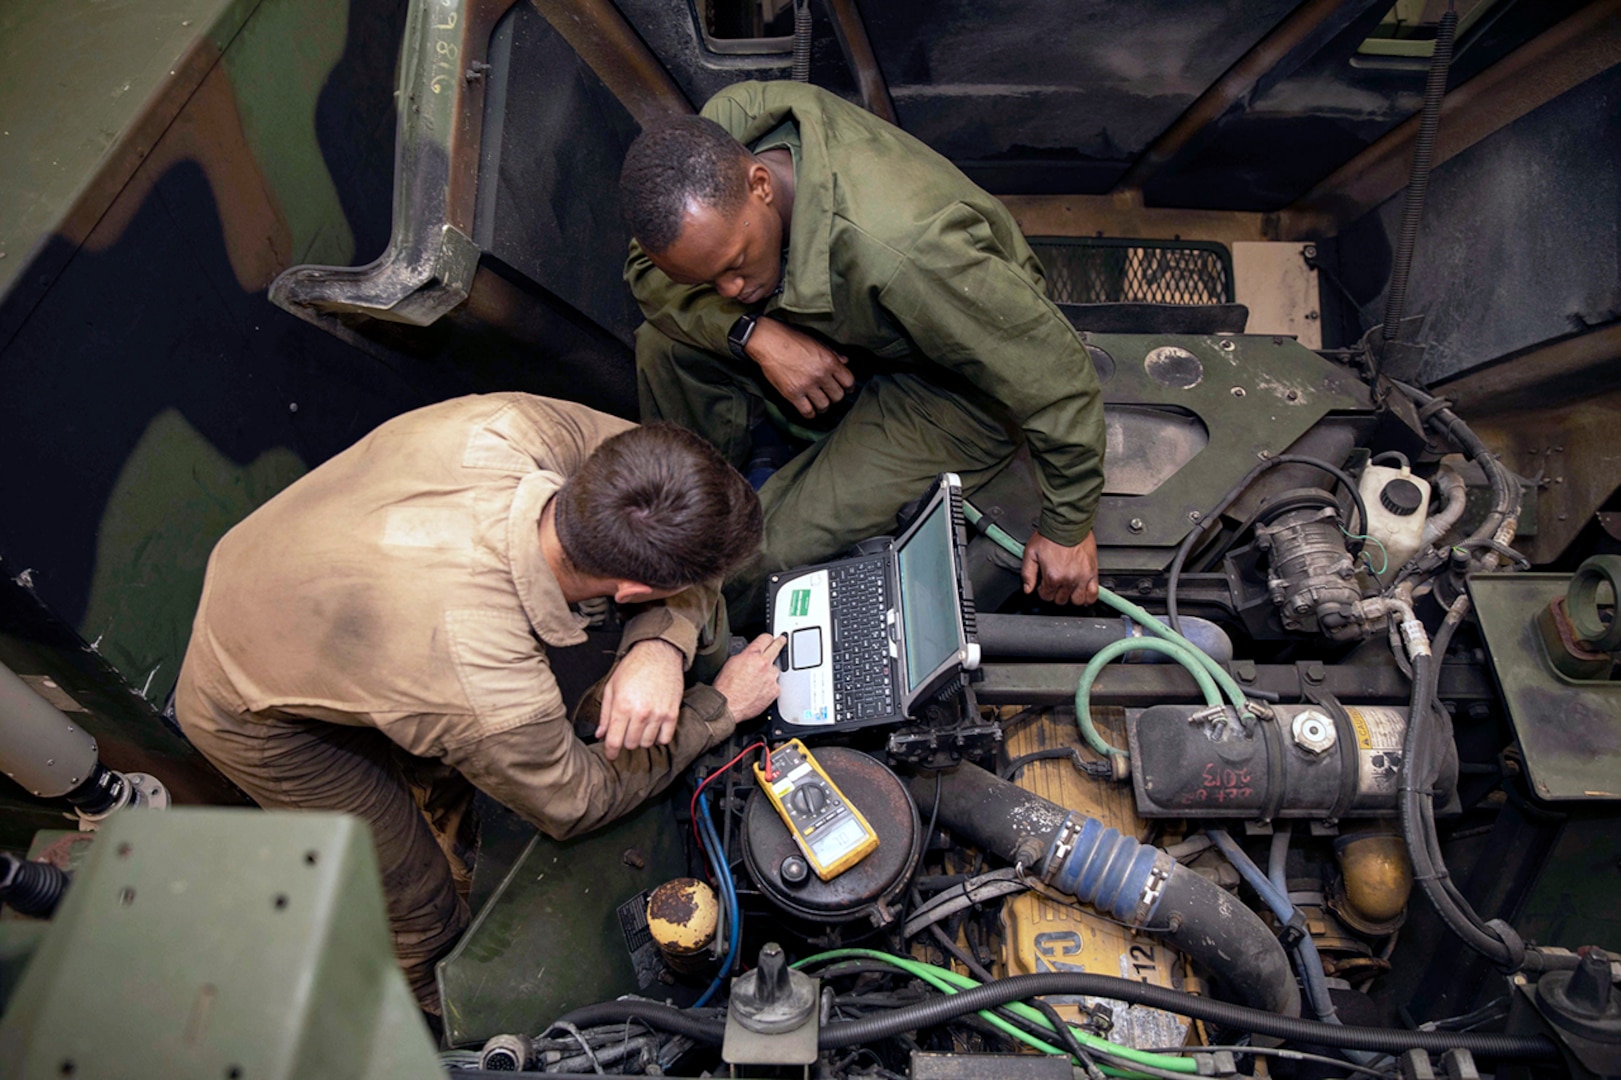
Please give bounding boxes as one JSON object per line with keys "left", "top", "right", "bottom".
{"left": 646, "top": 877, "right": 718, "bottom": 975}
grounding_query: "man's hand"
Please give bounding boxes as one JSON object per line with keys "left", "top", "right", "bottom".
{"left": 712, "top": 634, "right": 788, "bottom": 720}
{"left": 597, "top": 639, "right": 685, "bottom": 760}
{"left": 747, "top": 317, "right": 855, "bottom": 419}
{"left": 1020, "top": 531, "right": 1099, "bottom": 606}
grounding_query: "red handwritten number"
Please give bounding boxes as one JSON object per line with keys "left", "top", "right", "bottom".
{"left": 1200, "top": 762, "right": 1255, "bottom": 803}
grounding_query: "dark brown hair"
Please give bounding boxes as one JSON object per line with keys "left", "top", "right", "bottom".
{"left": 554, "top": 422, "right": 762, "bottom": 590}
{"left": 620, "top": 116, "right": 751, "bottom": 253}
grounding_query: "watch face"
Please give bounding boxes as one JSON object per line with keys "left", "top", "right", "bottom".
{"left": 729, "top": 316, "right": 757, "bottom": 359}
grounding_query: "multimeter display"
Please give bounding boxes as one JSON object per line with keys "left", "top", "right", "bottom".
{"left": 754, "top": 739, "right": 879, "bottom": 880}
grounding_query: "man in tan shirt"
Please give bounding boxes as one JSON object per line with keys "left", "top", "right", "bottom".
{"left": 175, "top": 394, "right": 784, "bottom": 1012}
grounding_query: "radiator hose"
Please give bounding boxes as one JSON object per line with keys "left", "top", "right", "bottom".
{"left": 910, "top": 762, "right": 1302, "bottom": 1018}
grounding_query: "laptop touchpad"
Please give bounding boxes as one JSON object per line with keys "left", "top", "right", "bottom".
{"left": 791, "top": 627, "right": 823, "bottom": 669}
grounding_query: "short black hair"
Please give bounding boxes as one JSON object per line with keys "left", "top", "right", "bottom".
{"left": 620, "top": 116, "right": 751, "bottom": 254}
{"left": 555, "top": 422, "right": 762, "bottom": 590}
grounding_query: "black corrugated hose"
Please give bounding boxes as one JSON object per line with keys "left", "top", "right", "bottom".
{"left": 0, "top": 851, "right": 69, "bottom": 918}
{"left": 553, "top": 972, "right": 1557, "bottom": 1060}
{"left": 1381, "top": 6, "right": 1457, "bottom": 342}
{"left": 791, "top": 0, "right": 812, "bottom": 81}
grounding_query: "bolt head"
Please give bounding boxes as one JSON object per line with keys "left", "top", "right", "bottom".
{"left": 1188, "top": 510, "right": 1203, "bottom": 523}
{"left": 1128, "top": 518, "right": 1145, "bottom": 533}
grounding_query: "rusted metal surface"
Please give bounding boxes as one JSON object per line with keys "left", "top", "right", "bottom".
{"left": 1115, "top": 0, "right": 1378, "bottom": 194}
{"left": 823, "top": 0, "right": 896, "bottom": 125}
{"left": 528, "top": 0, "right": 693, "bottom": 126}
{"left": 1283, "top": 0, "right": 1621, "bottom": 234}
{"left": 646, "top": 877, "right": 717, "bottom": 972}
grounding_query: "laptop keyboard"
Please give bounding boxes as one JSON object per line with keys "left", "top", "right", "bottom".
{"left": 829, "top": 560, "right": 896, "bottom": 720}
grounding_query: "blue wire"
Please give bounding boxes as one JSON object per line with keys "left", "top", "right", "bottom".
{"left": 1208, "top": 828, "right": 1341, "bottom": 1025}
{"left": 692, "top": 792, "right": 740, "bottom": 1008}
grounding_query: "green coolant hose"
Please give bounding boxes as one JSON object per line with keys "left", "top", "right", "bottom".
{"left": 962, "top": 501, "right": 1253, "bottom": 762}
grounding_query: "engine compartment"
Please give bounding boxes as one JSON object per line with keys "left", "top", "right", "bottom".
{"left": 420, "top": 334, "right": 1619, "bottom": 1079}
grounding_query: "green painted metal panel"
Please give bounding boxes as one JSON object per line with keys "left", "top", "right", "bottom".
{"left": 1471, "top": 572, "right": 1621, "bottom": 801}
{"left": 0, "top": 809, "right": 441, "bottom": 1079}
{"left": 438, "top": 793, "right": 689, "bottom": 1048}
{"left": 1085, "top": 332, "right": 1371, "bottom": 549}
{"left": 78, "top": 408, "right": 306, "bottom": 705}
{"left": 222, "top": 0, "right": 358, "bottom": 266}
{"left": 0, "top": 0, "right": 258, "bottom": 297}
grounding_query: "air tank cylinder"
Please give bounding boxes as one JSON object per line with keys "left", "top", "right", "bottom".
{"left": 1127, "top": 702, "right": 1455, "bottom": 821}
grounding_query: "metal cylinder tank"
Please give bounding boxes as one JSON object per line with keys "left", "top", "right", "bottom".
{"left": 741, "top": 747, "right": 921, "bottom": 926}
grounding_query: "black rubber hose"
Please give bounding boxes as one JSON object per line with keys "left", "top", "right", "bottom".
{"left": 1027, "top": 997, "right": 1101, "bottom": 1076}
{"left": 1165, "top": 454, "right": 1369, "bottom": 634}
{"left": 912, "top": 764, "right": 1301, "bottom": 1017}
{"left": 551, "top": 978, "right": 1556, "bottom": 1060}
{"left": 1399, "top": 614, "right": 1524, "bottom": 970}
{"left": 1382, "top": 8, "right": 1457, "bottom": 342}
{"left": 1157, "top": 862, "right": 1300, "bottom": 1017}
{"left": 0, "top": 851, "right": 69, "bottom": 918}
{"left": 1390, "top": 380, "right": 1519, "bottom": 560}
{"left": 815, "top": 973, "right": 1558, "bottom": 1059}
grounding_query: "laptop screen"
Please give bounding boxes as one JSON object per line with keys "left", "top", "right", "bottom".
{"left": 896, "top": 494, "right": 960, "bottom": 694}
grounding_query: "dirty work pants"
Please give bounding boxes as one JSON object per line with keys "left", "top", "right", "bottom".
{"left": 636, "top": 324, "right": 1022, "bottom": 629}
{"left": 176, "top": 614, "right": 733, "bottom": 1015}
{"left": 175, "top": 692, "right": 472, "bottom": 1015}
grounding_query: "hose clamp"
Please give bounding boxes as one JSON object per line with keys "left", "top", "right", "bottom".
{"left": 1135, "top": 851, "right": 1175, "bottom": 925}
{"left": 1044, "top": 815, "right": 1083, "bottom": 885}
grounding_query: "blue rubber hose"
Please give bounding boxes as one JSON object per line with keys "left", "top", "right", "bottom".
{"left": 1208, "top": 828, "right": 1340, "bottom": 1026}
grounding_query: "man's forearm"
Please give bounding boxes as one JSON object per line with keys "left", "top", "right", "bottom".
{"left": 451, "top": 684, "right": 736, "bottom": 843}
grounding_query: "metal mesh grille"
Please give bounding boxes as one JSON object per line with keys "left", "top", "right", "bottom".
{"left": 1029, "top": 238, "right": 1233, "bottom": 305}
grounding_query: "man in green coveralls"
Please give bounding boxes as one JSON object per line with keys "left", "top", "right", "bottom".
{"left": 620, "top": 80, "right": 1105, "bottom": 626}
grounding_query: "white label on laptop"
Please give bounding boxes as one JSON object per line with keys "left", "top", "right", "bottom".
{"left": 773, "top": 569, "right": 834, "bottom": 726}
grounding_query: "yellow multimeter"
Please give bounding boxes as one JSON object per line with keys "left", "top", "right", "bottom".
{"left": 753, "top": 739, "right": 880, "bottom": 881}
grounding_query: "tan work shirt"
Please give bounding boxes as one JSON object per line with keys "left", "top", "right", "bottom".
{"left": 177, "top": 394, "right": 736, "bottom": 840}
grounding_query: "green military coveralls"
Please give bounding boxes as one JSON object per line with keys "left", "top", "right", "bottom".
{"left": 626, "top": 81, "right": 1105, "bottom": 625}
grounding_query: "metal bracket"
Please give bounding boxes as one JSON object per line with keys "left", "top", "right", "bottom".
{"left": 270, "top": 0, "right": 518, "bottom": 327}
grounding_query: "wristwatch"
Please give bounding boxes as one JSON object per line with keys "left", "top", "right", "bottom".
{"left": 727, "top": 314, "right": 760, "bottom": 362}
